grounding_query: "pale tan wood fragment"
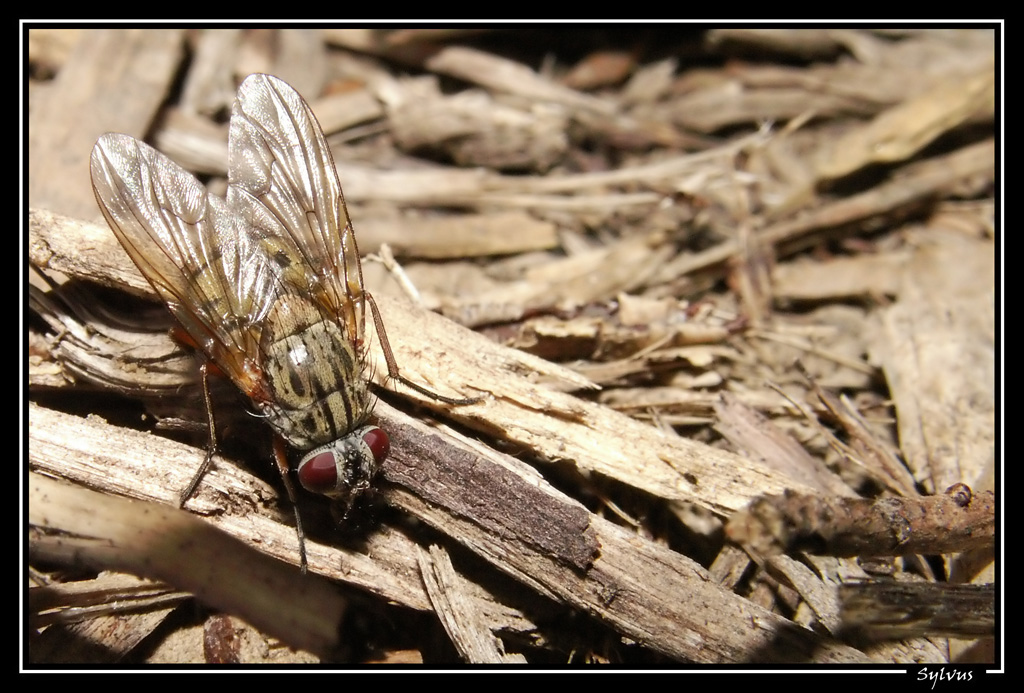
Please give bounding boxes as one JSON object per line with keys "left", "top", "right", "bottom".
{"left": 871, "top": 238, "right": 995, "bottom": 493}
{"left": 29, "top": 29, "right": 185, "bottom": 220}
{"left": 418, "top": 545, "right": 526, "bottom": 663}
{"left": 29, "top": 470, "right": 349, "bottom": 659}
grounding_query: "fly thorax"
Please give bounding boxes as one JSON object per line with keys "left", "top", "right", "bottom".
{"left": 259, "top": 293, "right": 370, "bottom": 450}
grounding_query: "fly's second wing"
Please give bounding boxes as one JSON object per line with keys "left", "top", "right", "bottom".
{"left": 90, "top": 133, "right": 281, "bottom": 400}
{"left": 225, "top": 73, "right": 365, "bottom": 352}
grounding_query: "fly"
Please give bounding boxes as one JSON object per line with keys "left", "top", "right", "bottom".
{"left": 90, "top": 74, "right": 478, "bottom": 570}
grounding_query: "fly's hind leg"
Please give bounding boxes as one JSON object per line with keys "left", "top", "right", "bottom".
{"left": 365, "top": 291, "right": 483, "bottom": 407}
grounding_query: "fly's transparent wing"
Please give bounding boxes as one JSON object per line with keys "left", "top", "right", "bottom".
{"left": 226, "top": 73, "right": 366, "bottom": 351}
{"left": 90, "top": 133, "right": 280, "bottom": 397}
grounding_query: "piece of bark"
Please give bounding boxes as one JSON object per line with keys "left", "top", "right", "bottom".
{"left": 725, "top": 487, "right": 994, "bottom": 558}
{"left": 713, "top": 392, "right": 857, "bottom": 499}
{"left": 838, "top": 582, "right": 995, "bottom": 641}
{"left": 423, "top": 45, "right": 615, "bottom": 116}
{"left": 176, "top": 29, "right": 241, "bottom": 116}
{"left": 28, "top": 472, "right": 349, "bottom": 660}
{"left": 417, "top": 544, "right": 526, "bottom": 663}
{"left": 809, "top": 385, "right": 920, "bottom": 498}
{"left": 771, "top": 251, "right": 909, "bottom": 302}
{"left": 818, "top": 62, "right": 995, "bottom": 180}
{"left": 387, "top": 78, "right": 568, "bottom": 172}
{"left": 563, "top": 49, "right": 638, "bottom": 91}
{"left": 29, "top": 29, "right": 185, "bottom": 221}
{"left": 871, "top": 237, "right": 995, "bottom": 494}
{"left": 654, "top": 138, "right": 995, "bottom": 285}
{"left": 28, "top": 573, "right": 187, "bottom": 664}
{"left": 356, "top": 210, "right": 558, "bottom": 259}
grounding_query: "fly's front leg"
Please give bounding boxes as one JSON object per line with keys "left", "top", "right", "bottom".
{"left": 273, "top": 436, "right": 309, "bottom": 574}
{"left": 179, "top": 361, "right": 218, "bottom": 506}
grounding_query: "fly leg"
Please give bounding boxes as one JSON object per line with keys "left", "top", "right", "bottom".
{"left": 178, "top": 363, "right": 309, "bottom": 574}
{"left": 179, "top": 361, "right": 218, "bottom": 506}
{"left": 273, "top": 436, "right": 309, "bottom": 574}
{"left": 365, "top": 292, "right": 482, "bottom": 406}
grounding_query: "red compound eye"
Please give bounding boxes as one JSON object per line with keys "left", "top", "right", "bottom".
{"left": 363, "top": 427, "right": 390, "bottom": 463}
{"left": 298, "top": 451, "right": 339, "bottom": 495}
